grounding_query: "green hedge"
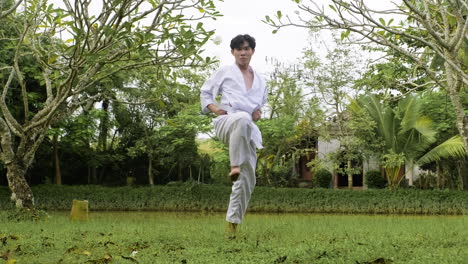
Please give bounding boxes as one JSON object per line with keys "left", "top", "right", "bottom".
{"left": 0, "top": 184, "right": 466, "bottom": 214}
{"left": 313, "top": 169, "right": 332, "bottom": 188}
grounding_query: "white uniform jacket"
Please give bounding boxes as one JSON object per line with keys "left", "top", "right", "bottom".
{"left": 200, "top": 64, "right": 268, "bottom": 148}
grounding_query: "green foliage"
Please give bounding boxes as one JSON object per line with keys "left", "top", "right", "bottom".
{"left": 300, "top": 39, "right": 373, "bottom": 189}
{"left": 0, "top": 0, "right": 223, "bottom": 207}
{"left": 355, "top": 55, "right": 424, "bottom": 96}
{"left": 417, "top": 135, "right": 465, "bottom": 165}
{"left": 313, "top": 168, "right": 332, "bottom": 188}
{"left": 256, "top": 115, "right": 299, "bottom": 184}
{"left": 266, "top": 60, "right": 306, "bottom": 119}
{"left": 416, "top": 92, "right": 465, "bottom": 165}
{"left": 266, "top": 0, "right": 468, "bottom": 164}
{"left": 302, "top": 39, "right": 364, "bottom": 118}
{"left": 419, "top": 91, "right": 459, "bottom": 143}
{"left": 255, "top": 58, "right": 322, "bottom": 186}
{"left": 413, "top": 172, "right": 437, "bottom": 190}
{"left": 350, "top": 94, "right": 438, "bottom": 189}
{"left": 258, "top": 116, "right": 298, "bottom": 148}
{"left": 383, "top": 151, "right": 406, "bottom": 190}
{"left": 198, "top": 139, "right": 229, "bottom": 183}
{"left": 365, "top": 170, "right": 386, "bottom": 189}
{"left": 270, "top": 163, "right": 294, "bottom": 187}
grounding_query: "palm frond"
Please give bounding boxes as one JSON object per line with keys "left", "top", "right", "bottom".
{"left": 417, "top": 135, "right": 466, "bottom": 165}
{"left": 414, "top": 117, "right": 436, "bottom": 140}
{"left": 399, "top": 96, "right": 419, "bottom": 132}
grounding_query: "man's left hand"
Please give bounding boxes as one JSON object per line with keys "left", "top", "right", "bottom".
{"left": 252, "top": 109, "right": 261, "bottom": 122}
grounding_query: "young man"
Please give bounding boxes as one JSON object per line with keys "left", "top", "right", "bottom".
{"left": 200, "top": 34, "right": 267, "bottom": 236}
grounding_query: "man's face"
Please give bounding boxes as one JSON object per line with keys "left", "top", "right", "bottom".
{"left": 231, "top": 41, "right": 255, "bottom": 67}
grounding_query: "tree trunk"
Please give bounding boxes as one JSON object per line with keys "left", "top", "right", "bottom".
{"left": 148, "top": 158, "right": 154, "bottom": 185}
{"left": 6, "top": 160, "right": 34, "bottom": 208}
{"left": 436, "top": 162, "right": 442, "bottom": 189}
{"left": 385, "top": 166, "right": 404, "bottom": 190}
{"left": 201, "top": 159, "right": 206, "bottom": 183}
{"left": 92, "top": 167, "right": 97, "bottom": 184}
{"left": 347, "top": 159, "right": 353, "bottom": 189}
{"left": 178, "top": 165, "right": 182, "bottom": 182}
{"left": 87, "top": 166, "right": 91, "bottom": 184}
{"left": 406, "top": 159, "right": 414, "bottom": 186}
{"left": 53, "top": 134, "right": 62, "bottom": 185}
{"left": 456, "top": 160, "right": 463, "bottom": 191}
{"left": 444, "top": 59, "right": 468, "bottom": 155}
{"left": 98, "top": 99, "right": 109, "bottom": 152}
{"left": 98, "top": 166, "right": 107, "bottom": 184}
{"left": 461, "top": 158, "right": 468, "bottom": 191}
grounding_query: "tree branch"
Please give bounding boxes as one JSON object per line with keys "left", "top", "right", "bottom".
{"left": 0, "top": 69, "right": 24, "bottom": 137}
{"left": 0, "top": 117, "right": 15, "bottom": 165}
{"left": 0, "top": 0, "right": 23, "bottom": 19}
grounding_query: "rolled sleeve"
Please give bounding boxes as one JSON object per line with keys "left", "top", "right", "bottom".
{"left": 200, "top": 68, "right": 225, "bottom": 113}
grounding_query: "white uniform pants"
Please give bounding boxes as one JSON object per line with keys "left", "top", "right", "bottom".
{"left": 214, "top": 112, "right": 257, "bottom": 224}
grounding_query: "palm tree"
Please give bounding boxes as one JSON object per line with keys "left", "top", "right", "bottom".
{"left": 350, "top": 95, "right": 436, "bottom": 189}
{"left": 417, "top": 135, "right": 466, "bottom": 189}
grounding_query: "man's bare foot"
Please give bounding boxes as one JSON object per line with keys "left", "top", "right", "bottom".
{"left": 226, "top": 222, "right": 238, "bottom": 239}
{"left": 229, "top": 167, "right": 240, "bottom": 182}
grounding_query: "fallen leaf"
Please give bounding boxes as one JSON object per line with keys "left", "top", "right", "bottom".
{"left": 66, "top": 247, "right": 92, "bottom": 256}
{"left": 121, "top": 256, "right": 138, "bottom": 263}
{"left": 104, "top": 241, "right": 116, "bottom": 247}
{"left": 371, "top": 258, "right": 393, "bottom": 264}
{"left": 8, "top": 235, "right": 18, "bottom": 240}
{"left": 316, "top": 251, "right": 328, "bottom": 259}
{"left": 85, "top": 255, "right": 113, "bottom": 264}
{"left": 1, "top": 250, "right": 11, "bottom": 260}
{"left": 358, "top": 258, "right": 394, "bottom": 264}
{"left": 0, "top": 237, "right": 7, "bottom": 246}
{"left": 66, "top": 246, "right": 78, "bottom": 253}
{"left": 14, "top": 245, "right": 21, "bottom": 253}
{"left": 225, "top": 248, "right": 241, "bottom": 253}
{"left": 274, "top": 256, "right": 287, "bottom": 263}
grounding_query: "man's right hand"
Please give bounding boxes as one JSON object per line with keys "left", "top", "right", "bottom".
{"left": 207, "top": 104, "right": 227, "bottom": 116}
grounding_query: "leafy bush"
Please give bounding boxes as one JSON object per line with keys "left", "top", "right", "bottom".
{"left": 366, "top": 170, "right": 386, "bottom": 189}
{"left": 314, "top": 169, "right": 332, "bottom": 188}
{"left": 414, "top": 172, "right": 437, "bottom": 189}
{"left": 271, "top": 165, "right": 292, "bottom": 180}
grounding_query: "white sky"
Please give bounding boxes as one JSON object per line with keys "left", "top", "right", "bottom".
{"left": 201, "top": 0, "right": 311, "bottom": 75}
{"left": 201, "top": 0, "right": 401, "bottom": 75}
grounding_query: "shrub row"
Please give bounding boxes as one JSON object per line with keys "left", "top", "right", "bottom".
{"left": 0, "top": 184, "right": 466, "bottom": 214}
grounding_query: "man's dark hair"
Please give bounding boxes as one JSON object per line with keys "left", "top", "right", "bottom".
{"left": 230, "top": 34, "right": 256, "bottom": 50}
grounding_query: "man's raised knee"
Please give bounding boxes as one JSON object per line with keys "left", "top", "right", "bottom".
{"left": 232, "top": 112, "right": 251, "bottom": 128}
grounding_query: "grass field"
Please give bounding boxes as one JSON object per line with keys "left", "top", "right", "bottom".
{"left": 1, "top": 211, "right": 467, "bottom": 264}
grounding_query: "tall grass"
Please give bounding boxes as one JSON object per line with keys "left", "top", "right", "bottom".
{"left": 0, "top": 184, "right": 466, "bottom": 214}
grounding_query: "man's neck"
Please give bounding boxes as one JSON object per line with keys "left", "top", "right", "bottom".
{"left": 236, "top": 62, "right": 250, "bottom": 72}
